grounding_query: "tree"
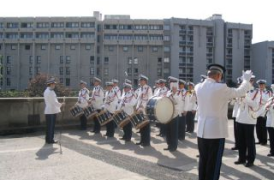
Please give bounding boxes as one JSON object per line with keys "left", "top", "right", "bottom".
{"left": 28, "top": 73, "right": 71, "bottom": 97}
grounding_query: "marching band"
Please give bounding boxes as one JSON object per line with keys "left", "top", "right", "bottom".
{"left": 44, "top": 63, "right": 274, "bottom": 180}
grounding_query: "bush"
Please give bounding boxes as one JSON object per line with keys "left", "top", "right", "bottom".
{"left": 28, "top": 74, "right": 71, "bottom": 97}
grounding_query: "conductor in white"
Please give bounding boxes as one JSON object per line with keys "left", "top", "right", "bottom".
{"left": 194, "top": 64, "right": 252, "bottom": 180}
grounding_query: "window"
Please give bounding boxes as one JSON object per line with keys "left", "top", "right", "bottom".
{"left": 66, "top": 78, "right": 70, "bottom": 86}
{"left": 36, "top": 33, "right": 49, "bottom": 39}
{"left": 66, "top": 67, "right": 70, "bottom": 75}
{"left": 7, "top": 23, "right": 18, "bottom": 28}
{"left": 152, "top": 47, "right": 158, "bottom": 52}
{"left": 81, "top": 22, "right": 95, "bottom": 28}
{"left": 104, "top": 68, "right": 108, "bottom": 75}
{"left": 157, "top": 68, "right": 162, "bottom": 76}
{"left": 41, "top": 44, "right": 46, "bottom": 50}
{"left": 90, "top": 56, "right": 94, "bottom": 64}
{"left": 123, "top": 46, "right": 128, "bottom": 52}
{"left": 59, "top": 67, "right": 63, "bottom": 75}
{"left": 6, "top": 78, "right": 11, "bottom": 86}
{"left": 97, "top": 57, "right": 100, "bottom": 65}
{"left": 60, "top": 56, "right": 63, "bottom": 64}
{"left": 25, "top": 44, "right": 31, "bottom": 50}
{"left": 164, "top": 36, "right": 170, "bottom": 41}
{"left": 85, "top": 44, "right": 91, "bottom": 50}
{"left": 164, "top": 58, "right": 170, "bottom": 63}
{"left": 29, "top": 67, "right": 33, "bottom": 75}
{"left": 6, "top": 67, "right": 11, "bottom": 75}
{"left": 163, "top": 68, "right": 169, "bottom": 74}
{"left": 29, "top": 56, "right": 33, "bottom": 64}
{"left": 134, "top": 68, "right": 138, "bottom": 75}
{"left": 37, "top": 22, "right": 49, "bottom": 28}
{"left": 70, "top": 45, "right": 76, "bottom": 50}
{"left": 55, "top": 45, "right": 61, "bottom": 50}
{"left": 128, "top": 58, "right": 132, "bottom": 64}
{"left": 66, "top": 56, "right": 71, "bottom": 64}
{"left": 104, "top": 57, "right": 109, "bottom": 64}
{"left": 134, "top": 58, "right": 138, "bottom": 64}
{"left": 11, "top": 45, "right": 17, "bottom": 50}
{"left": 51, "top": 22, "right": 64, "bottom": 28}
{"left": 60, "top": 78, "right": 63, "bottom": 84}
{"left": 164, "top": 47, "right": 170, "bottom": 52}
{"left": 21, "top": 22, "right": 33, "bottom": 28}
{"left": 90, "top": 68, "right": 94, "bottom": 75}
{"left": 51, "top": 33, "right": 63, "bottom": 38}
{"left": 158, "top": 58, "right": 162, "bottom": 63}
{"left": 7, "top": 56, "right": 12, "bottom": 64}
{"left": 138, "top": 46, "right": 143, "bottom": 52}
{"left": 108, "top": 46, "right": 114, "bottom": 52}
{"left": 66, "top": 22, "right": 79, "bottom": 28}
{"left": 36, "top": 56, "right": 41, "bottom": 64}
{"left": 36, "top": 67, "right": 41, "bottom": 75}
{"left": 164, "top": 25, "right": 170, "bottom": 30}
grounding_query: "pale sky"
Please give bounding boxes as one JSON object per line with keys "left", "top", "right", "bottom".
{"left": 0, "top": 0, "right": 273, "bottom": 43}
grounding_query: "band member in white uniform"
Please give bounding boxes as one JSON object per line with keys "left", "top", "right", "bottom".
{"left": 77, "top": 80, "right": 89, "bottom": 130}
{"left": 185, "top": 82, "right": 197, "bottom": 133}
{"left": 266, "top": 84, "right": 274, "bottom": 157}
{"left": 195, "top": 64, "right": 252, "bottom": 180}
{"left": 43, "top": 78, "right": 65, "bottom": 144}
{"left": 164, "top": 76, "right": 181, "bottom": 151}
{"left": 178, "top": 79, "right": 187, "bottom": 140}
{"left": 136, "top": 74, "right": 153, "bottom": 147}
{"left": 153, "top": 80, "right": 160, "bottom": 96}
{"left": 154, "top": 79, "right": 169, "bottom": 137}
{"left": 103, "top": 82, "right": 118, "bottom": 137}
{"left": 112, "top": 79, "right": 121, "bottom": 100}
{"left": 255, "top": 79, "right": 271, "bottom": 145}
{"left": 235, "top": 75, "right": 258, "bottom": 167}
{"left": 90, "top": 77, "right": 104, "bottom": 134}
{"left": 229, "top": 77, "right": 242, "bottom": 150}
{"left": 118, "top": 83, "right": 137, "bottom": 142}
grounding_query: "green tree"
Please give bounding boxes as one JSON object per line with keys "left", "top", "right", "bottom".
{"left": 28, "top": 73, "right": 71, "bottom": 97}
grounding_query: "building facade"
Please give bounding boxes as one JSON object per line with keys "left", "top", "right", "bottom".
{"left": 0, "top": 12, "right": 252, "bottom": 90}
{"left": 251, "top": 41, "right": 274, "bottom": 84}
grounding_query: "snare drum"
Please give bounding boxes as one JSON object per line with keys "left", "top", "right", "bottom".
{"left": 146, "top": 96, "right": 174, "bottom": 124}
{"left": 112, "top": 110, "right": 131, "bottom": 128}
{"left": 83, "top": 105, "right": 97, "bottom": 119}
{"left": 130, "top": 113, "right": 149, "bottom": 130}
{"left": 70, "top": 105, "right": 84, "bottom": 117}
{"left": 96, "top": 110, "right": 112, "bottom": 126}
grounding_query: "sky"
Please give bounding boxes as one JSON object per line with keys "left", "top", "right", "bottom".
{"left": 0, "top": 0, "right": 273, "bottom": 43}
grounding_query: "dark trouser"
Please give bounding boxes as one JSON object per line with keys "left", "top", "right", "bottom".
{"left": 80, "top": 114, "right": 87, "bottom": 130}
{"left": 178, "top": 115, "right": 186, "bottom": 140}
{"left": 123, "top": 122, "right": 132, "bottom": 140}
{"left": 93, "top": 110, "right": 101, "bottom": 132}
{"left": 237, "top": 122, "right": 256, "bottom": 163}
{"left": 256, "top": 116, "right": 267, "bottom": 144}
{"left": 106, "top": 118, "right": 115, "bottom": 137}
{"left": 160, "top": 123, "right": 167, "bottom": 136}
{"left": 45, "top": 114, "right": 57, "bottom": 143}
{"left": 198, "top": 137, "right": 225, "bottom": 180}
{"left": 140, "top": 123, "right": 151, "bottom": 145}
{"left": 166, "top": 116, "right": 179, "bottom": 150}
{"left": 232, "top": 117, "right": 239, "bottom": 148}
{"left": 186, "top": 111, "right": 195, "bottom": 132}
{"left": 267, "top": 127, "right": 274, "bottom": 155}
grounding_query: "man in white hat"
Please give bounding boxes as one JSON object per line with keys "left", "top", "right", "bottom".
{"left": 43, "top": 77, "right": 65, "bottom": 144}
{"left": 112, "top": 79, "right": 121, "bottom": 100}
{"left": 77, "top": 80, "right": 89, "bottom": 130}
{"left": 195, "top": 64, "right": 252, "bottom": 179}
{"left": 178, "top": 79, "right": 187, "bottom": 141}
{"left": 90, "top": 77, "right": 104, "bottom": 133}
{"left": 184, "top": 82, "right": 197, "bottom": 133}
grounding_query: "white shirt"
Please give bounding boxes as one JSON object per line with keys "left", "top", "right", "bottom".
{"left": 178, "top": 88, "right": 187, "bottom": 115}
{"left": 90, "top": 85, "right": 104, "bottom": 110}
{"left": 194, "top": 78, "right": 250, "bottom": 139}
{"left": 118, "top": 91, "right": 137, "bottom": 116}
{"left": 104, "top": 90, "right": 119, "bottom": 114}
{"left": 77, "top": 87, "right": 89, "bottom": 108}
{"left": 43, "top": 87, "right": 62, "bottom": 114}
{"left": 136, "top": 84, "right": 153, "bottom": 113}
{"left": 184, "top": 90, "right": 197, "bottom": 112}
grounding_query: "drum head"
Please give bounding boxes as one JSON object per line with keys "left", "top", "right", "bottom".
{"left": 155, "top": 97, "right": 174, "bottom": 124}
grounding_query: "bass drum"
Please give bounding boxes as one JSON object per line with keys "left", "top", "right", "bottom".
{"left": 146, "top": 96, "right": 174, "bottom": 124}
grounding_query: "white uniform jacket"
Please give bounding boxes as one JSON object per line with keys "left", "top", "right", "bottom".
{"left": 194, "top": 78, "right": 251, "bottom": 139}
{"left": 90, "top": 85, "right": 104, "bottom": 110}
{"left": 167, "top": 90, "right": 181, "bottom": 118}
{"left": 236, "top": 90, "right": 259, "bottom": 125}
{"left": 113, "top": 86, "right": 121, "bottom": 100}
{"left": 266, "top": 98, "right": 274, "bottom": 128}
{"left": 104, "top": 90, "right": 119, "bottom": 114}
{"left": 77, "top": 87, "right": 90, "bottom": 108}
{"left": 184, "top": 90, "right": 197, "bottom": 112}
{"left": 118, "top": 91, "right": 137, "bottom": 116}
{"left": 43, "top": 87, "right": 62, "bottom": 114}
{"left": 253, "top": 89, "right": 272, "bottom": 117}
{"left": 154, "top": 86, "right": 169, "bottom": 97}
{"left": 230, "top": 98, "right": 240, "bottom": 118}
{"left": 153, "top": 87, "right": 160, "bottom": 96}
{"left": 136, "top": 84, "right": 153, "bottom": 113}
{"left": 178, "top": 88, "right": 186, "bottom": 115}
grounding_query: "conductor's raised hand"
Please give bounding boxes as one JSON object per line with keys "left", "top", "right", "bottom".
{"left": 242, "top": 70, "right": 253, "bottom": 82}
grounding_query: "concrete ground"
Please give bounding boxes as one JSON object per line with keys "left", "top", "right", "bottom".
{"left": 0, "top": 120, "right": 274, "bottom": 180}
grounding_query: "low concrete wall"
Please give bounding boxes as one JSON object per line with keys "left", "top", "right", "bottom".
{"left": 0, "top": 97, "right": 87, "bottom": 132}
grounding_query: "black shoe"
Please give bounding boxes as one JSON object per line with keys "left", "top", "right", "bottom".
{"left": 136, "top": 131, "right": 141, "bottom": 134}
{"left": 125, "top": 139, "right": 131, "bottom": 142}
{"left": 47, "top": 140, "right": 58, "bottom": 144}
{"left": 104, "top": 134, "right": 108, "bottom": 136}
{"left": 178, "top": 138, "right": 185, "bottom": 141}
{"left": 141, "top": 143, "right": 150, "bottom": 147}
{"left": 234, "top": 160, "right": 245, "bottom": 165}
{"left": 196, "top": 155, "right": 199, "bottom": 158}
{"left": 261, "top": 143, "right": 267, "bottom": 146}
{"left": 231, "top": 147, "right": 238, "bottom": 150}
{"left": 255, "top": 142, "right": 261, "bottom": 144}
{"left": 245, "top": 162, "right": 254, "bottom": 167}
{"left": 267, "top": 153, "right": 274, "bottom": 157}
{"left": 156, "top": 134, "right": 162, "bottom": 136}
{"left": 169, "top": 148, "right": 176, "bottom": 152}
{"left": 136, "top": 142, "right": 143, "bottom": 145}
{"left": 107, "top": 135, "right": 114, "bottom": 138}
{"left": 163, "top": 148, "right": 170, "bottom": 151}
{"left": 91, "top": 130, "right": 96, "bottom": 133}
{"left": 94, "top": 131, "right": 100, "bottom": 134}
{"left": 120, "top": 137, "right": 125, "bottom": 140}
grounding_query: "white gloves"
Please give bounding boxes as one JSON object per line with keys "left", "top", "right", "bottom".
{"left": 242, "top": 70, "right": 253, "bottom": 82}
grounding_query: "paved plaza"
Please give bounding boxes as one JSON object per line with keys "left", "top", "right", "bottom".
{"left": 0, "top": 120, "right": 273, "bottom": 180}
